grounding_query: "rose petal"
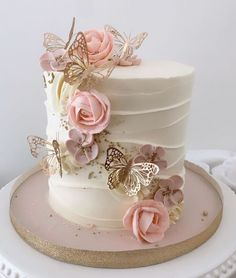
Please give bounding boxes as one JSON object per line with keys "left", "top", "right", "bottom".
{"left": 139, "top": 211, "right": 154, "bottom": 234}
{"left": 132, "top": 208, "right": 143, "bottom": 242}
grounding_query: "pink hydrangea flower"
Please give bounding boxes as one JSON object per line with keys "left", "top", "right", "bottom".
{"left": 123, "top": 199, "right": 170, "bottom": 243}
{"left": 134, "top": 144, "right": 167, "bottom": 169}
{"left": 154, "top": 175, "right": 184, "bottom": 208}
{"left": 65, "top": 129, "right": 98, "bottom": 165}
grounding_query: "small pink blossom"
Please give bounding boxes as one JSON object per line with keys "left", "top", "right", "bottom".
{"left": 134, "top": 144, "right": 167, "bottom": 169}
{"left": 154, "top": 175, "right": 184, "bottom": 208}
{"left": 65, "top": 129, "right": 98, "bottom": 165}
{"left": 118, "top": 55, "right": 142, "bottom": 66}
{"left": 39, "top": 49, "right": 70, "bottom": 71}
{"left": 123, "top": 199, "right": 170, "bottom": 243}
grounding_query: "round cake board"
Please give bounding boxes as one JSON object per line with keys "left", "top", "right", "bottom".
{"left": 8, "top": 161, "right": 223, "bottom": 269}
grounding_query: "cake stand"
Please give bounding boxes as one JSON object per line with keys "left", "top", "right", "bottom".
{"left": 1, "top": 162, "right": 236, "bottom": 278}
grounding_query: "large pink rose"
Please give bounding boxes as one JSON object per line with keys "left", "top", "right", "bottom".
{"left": 84, "top": 30, "right": 113, "bottom": 66}
{"left": 123, "top": 200, "right": 170, "bottom": 243}
{"left": 67, "top": 89, "right": 111, "bottom": 134}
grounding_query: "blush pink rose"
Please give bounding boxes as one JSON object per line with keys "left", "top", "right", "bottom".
{"left": 123, "top": 200, "right": 170, "bottom": 244}
{"left": 67, "top": 89, "right": 111, "bottom": 134}
{"left": 39, "top": 49, "right": 70, "bottom": 71}
{"left": 84, "top": 30, "right": 113, "bottom": 66}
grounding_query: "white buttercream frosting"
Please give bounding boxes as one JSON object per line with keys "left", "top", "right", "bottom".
{"left": 44, "top": 60, "right": 194, "bottom": 230}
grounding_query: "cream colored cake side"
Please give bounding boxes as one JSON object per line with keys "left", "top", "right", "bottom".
{"left": 44, "top": 61, "right": 194, "bottom": 229}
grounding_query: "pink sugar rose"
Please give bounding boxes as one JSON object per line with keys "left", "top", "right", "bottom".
{"left": 84, "top": 30, "right": 113, "bottom": 66}
{"left": 154, "top": 175, "right": 184, "bottom": 208}
{"left": 65, "top": 128, "right": 98, "bottom": 165}
{"left": 39, "top": 49, "right": 70, "bottom": 71}
{"left": 67, "top": 89, "right": 111, "bottom": 134}
{"left": 123, "top": 200, "right": 170, "bottom": 244}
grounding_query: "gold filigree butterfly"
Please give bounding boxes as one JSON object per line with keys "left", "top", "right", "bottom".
{"left": 43, "top": 17, "right": 76, "bottom": 52}
{"left": 64, "top": 32, "right": 116, "bottom": 86}
{"left": 104, "top": 25, "right": 148, "bottom": 60}
{"left": 27, "top": 135, "right": 63, "bottom": 177}
{"left": 105, "top": 147, "right": 159, "bottom": 196}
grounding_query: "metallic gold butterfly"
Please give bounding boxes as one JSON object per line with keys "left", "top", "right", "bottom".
{"left": 104, "top": 25, "right": 148, "bottom": 60}
{"left": 105, "top": 147, "right": 159, "bottom": 196}
{"left": 64, "top": 32, "right": 116, "bottom": 86}
{"left": 43, "top": 17, "right": 76, "bottom": 52}
{"left": 27, "top": 135, "right": 63, "bottom": 177}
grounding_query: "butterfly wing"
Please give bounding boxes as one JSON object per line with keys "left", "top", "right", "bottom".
{"left": 104, "top": 25, "right": 126, "bottom": 45}
{"left": 123, "top": 170, "right": 141, "bottom": 196}
{"left": 91, "top": 59, "right": 116, "bottom": 81}
{"left": 107, "top": 168, "right": 123, "bottom": 190}
{"left": 40, "top": 154, "right": 58, "bottom": 176}
{"left": 27, "top": 135, "right": 52, "bottom": 158}
{"left": 65, "top": 17, "right": 76, "bottom": 50}
{"left": 64, "top": 32, "right": 89, "bottom": 85}
{"left": 52, "top": 140, "right": 63, "bottom": 177}
{"left": 105, "top": 147, "right": 129, "bottom": 190}
{"left": 27, "top": 136, "right": 63, "bottom": 177}
{"left": 43, "top": 33, "right": 66, "bottom": 52}
{"left": 130, "top": 32, "right": 148, "bottom": 50}
{"left": 105, "top": 147, "right": 127, "bottom": 171}
{"left": 131, "top": 162, "right": 159, "bottom": 187}
{"left": 104, "top": 25, "right": 127, "bottom": 57}
{"left": 121, "top": 162, "right": 159, "bottom": 196}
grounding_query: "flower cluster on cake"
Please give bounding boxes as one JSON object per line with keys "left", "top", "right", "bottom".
{"left": 27, "top": 18, "right": 185, "bottom": 244}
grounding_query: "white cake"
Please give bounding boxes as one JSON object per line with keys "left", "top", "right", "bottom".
{"left": 43, "top": 60, "right": 194, "bottom": 230}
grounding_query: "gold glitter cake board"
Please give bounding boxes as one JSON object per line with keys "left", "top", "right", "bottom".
{"left": 9, "top": 161, "right": 223, "bottom": 268}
